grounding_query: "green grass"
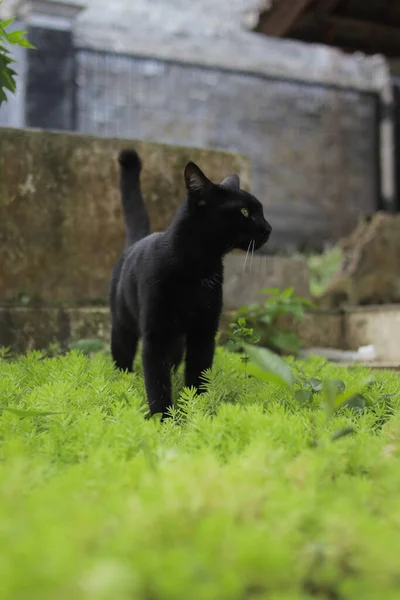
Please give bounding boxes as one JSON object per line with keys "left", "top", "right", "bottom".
{"left": 1, "top": 348, "right": 400, "bottom": 599}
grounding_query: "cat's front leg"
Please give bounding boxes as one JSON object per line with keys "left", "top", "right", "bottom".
{"left": 141, "top": 334, "right": 173, "bottom": 418}
{"left": 185, "top": 325, "right": 217, "bottom": 392}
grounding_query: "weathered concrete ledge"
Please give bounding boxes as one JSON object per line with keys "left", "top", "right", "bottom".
{"left": 222, "top": 305, "right": 400, "bottom": 363}
{"left": 0, "top": 305, "right": 341, "bottom": 355}
{"left": 2, "top": 304, "right": 400, "bottom": 362}
{"left": 345, "top": 305, "right": 400, "bottom": 362}
{"left": 219, "top": 309, "right": 344, "bottom": 351}
{"left": 0, "top": 306, "right": 111, "bottom": 353}
{"left": 0, "top": 252, "right": 312, "bottom": 353}
{"left": 0, "top": 126, "right": 250, "bottom": 304}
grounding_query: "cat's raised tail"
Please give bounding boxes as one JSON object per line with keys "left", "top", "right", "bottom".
{"left": 118, "top": 148, "right": 150, "bottom": 247}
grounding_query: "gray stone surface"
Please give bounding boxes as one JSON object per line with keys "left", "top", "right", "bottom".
{"left": 70, "top": 0, "right": 387, "bottom": 92}
{"left": 318, "top": 213, "right": 400, "bottom": 308}
{"left": 76, "top": 52, "right": 379, "bottom": 250}
{"left": 26, "top": 25, "right": 76, "bottom": 130}
{"left": 0, "top": 0, "right": 389, "bottom": 250}
{"left": 1, "top": 0, "right": 388, "bottom": 91}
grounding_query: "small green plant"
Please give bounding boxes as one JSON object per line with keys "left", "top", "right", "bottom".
{"left": 234, "top": 287, "right": 313, "bottom": 355}
{"left": 226, "top": 317, "right": 260, "bottom": 376}
{"left": 0, "top": 6, "right": 34, "bottom": 105}
{"left": 234, "top": 341, "right": 377, "bottom": 444}
{"left": 0, "top": 345, "right": 13, "bottom": 360}
{"left": 307, "top": 245, "right": 342, "bottom": 296}
{"left": 69, "top": 338, "right": 108, "bottom": 357}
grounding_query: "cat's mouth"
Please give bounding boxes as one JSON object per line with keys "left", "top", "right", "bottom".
{"left": 230, "top": 221, "right": 272, "bottom": 254}
{"left": 242, "top": 229, "right": 271, "bottom": 252}
{"left": 235, "top": 236, "right": 268, "bottom": 254}
{"left": 255, "top": 230, "right": 271, "bottom": 250}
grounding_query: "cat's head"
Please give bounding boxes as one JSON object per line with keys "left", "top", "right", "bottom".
{"left": 184, "top": 162, "right": 271, "bottom": 253}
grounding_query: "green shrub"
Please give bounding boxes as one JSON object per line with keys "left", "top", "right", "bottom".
{"left": 0, "top": 5, "right": 34, "bottom": 105}
{"left": 233, "top": 287, "right": 313, "bottom": 355}
{"left": 0, "top": 347, "right": 399, "bottom": 599}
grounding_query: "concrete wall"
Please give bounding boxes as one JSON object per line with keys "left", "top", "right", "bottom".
{"left": 77, "top": 52, "right": 379, "bottom": 251}
{"left": 0, "top": 0, "right": 391, "bottom": 251}
{"left": 72, "top": 0, "right": 387, "bottom": 92}
{"left": 0, "top": 126, "right": 250, "bottom": 304}
{"left": 69, "top": 0, "right": 394, "bottom": 236}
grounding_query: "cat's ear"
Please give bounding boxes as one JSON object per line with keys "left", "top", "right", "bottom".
{"left": 184, "top": 162, "right": 213, "bottom": 202}
{"left": 220, "top": 174, "right": 240, "bottom": 191}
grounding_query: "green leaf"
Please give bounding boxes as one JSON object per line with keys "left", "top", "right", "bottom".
{"left": 6, "top": 30, "right": 25, "bottom": 43}
{"left": 69, "top": 338, "right": 105, "bottom": 355}
{"left": 15, "top": 37, "right": 35, "bottom": 49}
{"left": 280, "top": 287, "right": 295, "bottom": 299}
{"left": 0, "top": 74, "right": 15, "bottom": 93}
{"left": 285, "top": 305, "right": 304, "bottom": 319}
{"left": 343, "top": 394, "right": 366, "bottom": 412}
{"left": 308, "top": 378, "right": 322, "bottom": 392}
{"left": 241, "top": 343, "right": 294, "bottom": 389}
{"left": 295, "top": 389, "right": 313, "bottom": 404}
{"left": 269, "top": 330, "right": 300, "bottom": 354}
{"left": 259, "top": 315, "right": 272, "bottom": 325}
{"left": 0, "top": 346, "right": 13, "bottom": 359}
{"left": 379, "top": 393, "right": 397, "bottom": 401}
{"left": 332, "top": 380, "right": 346, "bottom": 392}
{"left": 0, "top": 17, "right": 35, "bottom": 105}
{"left": 0, "top": 18, "right": 15, "bottom": 29}
{"left": 0, "top": 26, "right": 34, "bottom": 49}
{"left": 247, "top": 303, "right": 260, "bottom": 311}
{"left": 0, "top": 407, "right": 64, "bottom": 418}
{"left": 322, "top": 379, "right": 339, "bottom": 416}
{"left": 244, "top": 363, "right": 292, "bottom": 389}
{"left": 300, "top": 298, "right": 315, "bottom": 308}
{"left": 334, "top": 377, "right": 372, "bottom": 409}
{"left": 331, "top": 427, "right": 355, "bottom": 441}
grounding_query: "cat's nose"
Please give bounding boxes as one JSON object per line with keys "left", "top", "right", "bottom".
{"left": 262, "top": 219, "right": 271, "bottom": 239}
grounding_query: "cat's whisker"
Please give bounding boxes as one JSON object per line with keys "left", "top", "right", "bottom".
{"left": 242, "top": 240, "right": 252, "bottom": 275}
{"left": 261, "top": 249, "right": 264, "bottom": 279}
{"left": 250, "top": 240, "right": 255, "bottom": 273}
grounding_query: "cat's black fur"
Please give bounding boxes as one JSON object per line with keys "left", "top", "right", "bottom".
{"left": 110, "top": 149, "right": 272, "bottom": 418}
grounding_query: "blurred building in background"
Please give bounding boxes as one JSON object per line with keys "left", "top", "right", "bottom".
{"left": 0, "top": 0, "right": 399, "bottom": 251}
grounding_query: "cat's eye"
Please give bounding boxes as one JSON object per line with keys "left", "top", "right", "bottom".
{"left": 241, "top": 208, "right": 249, "bottom": 217}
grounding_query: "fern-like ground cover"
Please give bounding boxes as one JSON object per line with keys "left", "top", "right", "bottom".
{"left": 0, "top": 347, "right": 399, "bottom": 599}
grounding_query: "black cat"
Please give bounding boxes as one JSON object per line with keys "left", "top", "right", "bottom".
{"left": 110, "top": 149, "right": 272, "bottom": 418}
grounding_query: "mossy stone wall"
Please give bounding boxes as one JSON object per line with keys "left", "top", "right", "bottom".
{"left": 0, "top": 127, "right": 250, "bottom": 304}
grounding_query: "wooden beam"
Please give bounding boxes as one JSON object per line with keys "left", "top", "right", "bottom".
{"left": 293, "top": 0, "right": 345, "bottom": 32}
{"left": 314, "top": 0, "right": 346, "bottom": 45}
{"left": 314, "top": 0, "right": 345, "bottom": 18}
{"left": 256, "top": 0, "right": 315, "bottom": 37}
{"left": 326, "top": 15, "right": 400, "bottom": 42}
